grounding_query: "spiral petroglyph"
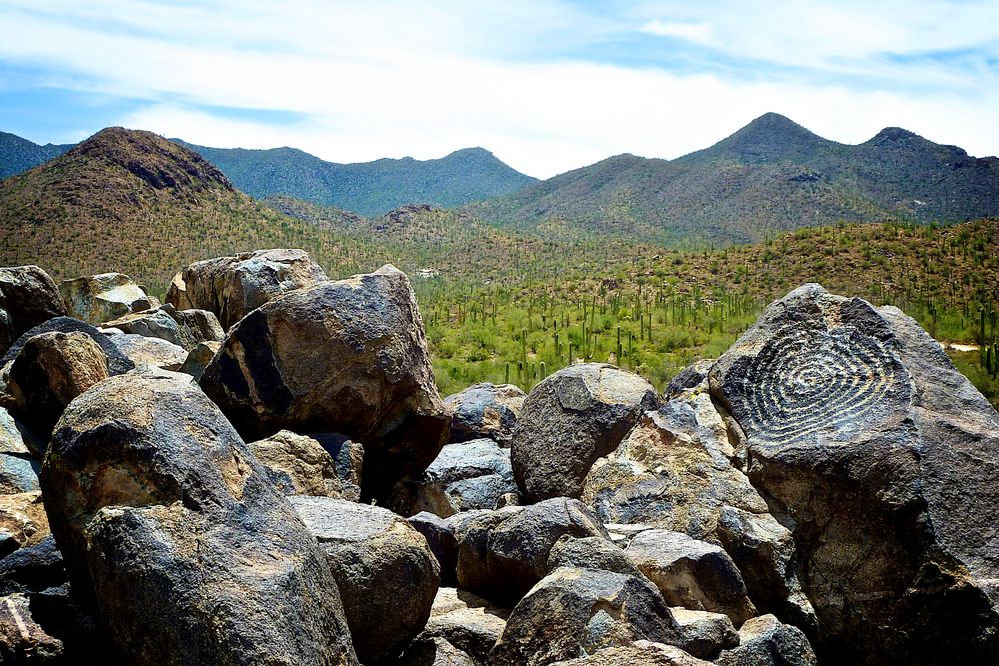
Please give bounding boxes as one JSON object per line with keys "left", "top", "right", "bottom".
{"left": 730, "top": 323, "right": 901, "bottom": 445}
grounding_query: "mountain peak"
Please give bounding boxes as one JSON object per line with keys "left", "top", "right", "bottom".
{"left": 693, "top": 112, "right": 828, "bottom": 165}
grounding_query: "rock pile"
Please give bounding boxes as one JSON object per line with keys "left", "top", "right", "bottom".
{"left": 1, "top": 260, "right": 997, "bottom": 666}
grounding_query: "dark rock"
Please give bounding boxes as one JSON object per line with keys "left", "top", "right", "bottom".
{"left": 489, "top": 566, "right": 683, "bottom": 666}
{"left": 665, "top": 359, "right": 715, "bottom": 400}
{"left": 59, "top": 273, "right": 159, "bottom": 325}
{"left": 710, "top": 284, "right": 999, "bottom": 664}
{"left": 167, "top": 248, "right": 328, "bottom": 330}
{"left": 549, "top": 641, "right": 712, "bottom": 665}
{"left": 512, "top": 363, "right": 661, "bottom": 502}
{"left": 456, "top": 498, "right": 609, "bottom": 605}
{"left": 291, "top": 495, "right": 439, "bottom": 664}
{"left": 8, "top": 331, "right": 109, "bottom": 434}
{"left": 420, "top": 586, "right": 509, "bottom": 663}
{"left": 40, "top": 367, "right": 357, "bottom": 665}
{"left": 625, "top": 529, "right": 755, "bottom": 626}
{"left": 200, "top": 265, "right": 449, "bottom": 501}
{"left": 248, "top": 430, "right": 342, "bottom": 497}
{"left": 408, "top": 512, "right": 459, "bottom": 586}
{"left": 547, "top": 535, "right": 639, "bottom": 576}
{"left": 715, "top": 614, "right": 816, "bottom": 666}
{"left": 0, "top": 585, "right": 105, "bottom": 665}
{"left": 177, "top": 340, "right": 220, "bottom": 382}
{"left": 311, "top": 433, "right": 364, "bottom": 502}
{"left": 444, "top": 382, "right": 525, "bottom": 444}
{"left": 397, "top": 636, "right": 477, "bottom": 666}
{"left": 1, "top": 317, "right": 133, "bottom": 376}
{"left": 0, "top": 534, "right": 65, "bottom": 595}
{"left": 670, "top": 607, "right": 740, "bottom": 658}
{"left": 0, "top": 265, "right": 66, "bottom": 355}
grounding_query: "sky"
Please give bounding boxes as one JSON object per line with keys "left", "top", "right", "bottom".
{"left": 1, "top": 0, "right": 998, "bottom": 178}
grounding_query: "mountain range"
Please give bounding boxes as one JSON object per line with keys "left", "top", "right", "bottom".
{"left": 0, "top": 131, "right": 74, "bottom": 180}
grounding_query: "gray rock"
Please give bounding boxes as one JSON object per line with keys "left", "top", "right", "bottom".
{"left": 397, "top": 637, "right": 478, "bottom": 666}
{"left": 309, "top": 433, "right": 365, "bottom": 502}
{"left": 0, "top": 453, "right": 39, "bottom": 495}
{"left": 420, "top": 586, "right": 509, "bottom": 663}
{"left": 625, "top": 529, "right": 755, "bottom": 626}
{"left": 7, "top": 331, "right": 109, "bottom": 433}
{"left": 489, "top": 566, "right": 682, "bottom": 666}
{"left": 550, "top": 641, "right": 712, "bottom": 665}
{"left": 101, "top": 303, "right": 223, "bottom": 351}
{"left": 40, "top": 368, "right": 358, "bottom": 665}
{"left": 291, "top": 495, "right": 440, "bottom": 664}
{"left": 710, "top": 283, "right": 999, "bottom": 664}
{"left": 716, "top": 615, "right": 816, "bottom": 666}
{"left": 665, "top": 359, "right": 715, "bottom": 400}
{"left": 201, "top": 265, "right": 449, "bottom": 501}
{"left": 547, "top": 535, "right": 639, "bottom": 576}
{"left": 59, "top": 272, "right": 159, "bottom": 325}
{"left": 444, "top": 382, "right": 525, "bottom": 444}
{"left": 408, "top": 512, "right": 459, "bottom": 586}
{"left": 0, "top": 265, "right": 66, "bottom": 355}
{"left": 0, "top": 317, "right": 133, "bottom": 376}
{"left": 177, "top": 340, "right": 220, "bottom": 381}
{"left": 248, "top": 430, "right": 342, "bottom": 497}
{"left": 167, "top": 248, "right": 328, "bottom": 330}
{"left": 0, "top": 534, "right": 65, "bottom": 595}
{"left": 456, "top": 498, "right": 609, "bottom": 605}
{"left": 512, "top": 363, "right": 661, "bottom": 502}
{"left": 103, "top": 329, "right": 187, "bottom": 371}
{"left": 670, "top": 608, "right": 739, "bottom": 658}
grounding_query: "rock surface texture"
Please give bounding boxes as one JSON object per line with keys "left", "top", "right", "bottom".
{"left": 710, "top": 283, "right": 999, "bottom": 664}
{"left": 200, "top": 265, "right": 449, "bottom": 500}
{"left": 444, "top": 382, "right": 525, "bottom": 444}
{"left": 39, "top": 368, "right": 358, "bottom": 665}
{"left": 167, "top": 248, "right": 329, "bottom": 330}
{"left": 101, "top": 303, "right": 223, "bottom": 351}
{"left": 0, "top": 265, "right": 66, "bottom": 354}
{"left": 512, "top": 363, "right": 661, "bottom": 502}
{"left": 58, "top": 272, "right": 158, "bottom": 324}
{"left": 249, "top": 430, "right": 343, "bottom": 497}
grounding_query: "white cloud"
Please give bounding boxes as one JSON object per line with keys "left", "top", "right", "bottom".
{"left": 1, "top": 0, "right": 998, "bottom": 178}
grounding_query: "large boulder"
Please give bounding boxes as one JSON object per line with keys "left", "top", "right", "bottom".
{"left": 489, "top": 566, "right": 683, "bottom": 666}
{"left": 167, "top": 248, "right": 328, "bottom": 330}
{"left": 59, "top": 273, "right": 159, "bottom": 325}
{"left": 101, "top": 303, "right": 223, "bottom": 351}
{"left": 408, "top": 512, "right": 459, "bottom": 585}
{"left": 248, "top": 430, "right": 342, "bottom": 497}
{"left": 0, "top": 265, "right": 66, "bottom": 354}
{"left": 290, "top": 496, "right": 439, "bottom": 664}
{"left": 715, "top": 615, "right": 816, "bottom": 666}
{"left": 391, "top": 438, "right": 517, "bottom": 517}
{"left": 102, "top": 328, "right": 187, "bottom": 371}
{"left": 0, "top": 317, "right": 133, "bottom": 376}
{"left": 444, "top": 382, "right": 525, "bottom": 444}
{"left": 7, "top": 331, "right": 109, "bottom": 433}
{"left": 512, "top": 363, "right": 661, "bottom": 502}
{"left": 40, "top": 368, "right": 358, "bottom": 665}
{"left": 456, "top": 498, "right": 609, "bottom": 605}
{"left": 710, "top": 283, "right": 999, "bottom": 664}
{"left": 200, "top": 265, "right": 449, "bottom": 500}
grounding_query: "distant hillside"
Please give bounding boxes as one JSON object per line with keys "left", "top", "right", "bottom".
{"left": 0, "top": 131, "right": 73, "bottom": 180}
{"left": 175, "top": 141, "right": 538, "bottom": 216}
{"left": 471, "top": 112, "right": 999, "bottom": 245}
{"left": 0, "top": 128, "right": 365, "bottom": 294}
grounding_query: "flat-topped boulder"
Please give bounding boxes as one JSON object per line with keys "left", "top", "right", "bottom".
{"left": 200, "top": 264, "right": 449, "bottom": 500}
{"left": 59, "top": 272, "right": 159, "bottom": 324}
{"left": 102, "top": 328, "right": 187, "bottom": 371}
{"left": 512, "top": 363, "right": 661, "bottom": 502}
{"left": 167, "top": 248, "right": 328, "bottom": 330}
{"left": 710, "top": 283, "right": 999, "bottom": 664}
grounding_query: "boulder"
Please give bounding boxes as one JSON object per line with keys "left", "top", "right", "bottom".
{"left": 408, "top": 512, "right": 459, "bottom": 585}
{"left": 167, "top": 248, "right": 328, "bottom": 330}
{"left": 0, "top": 586, "right": 104, "bottom": 665}
{"left": 101, "top": 303, "right": 223, "bottom": 351}
{"left": 291, "top": 495, "right": 439, "bottom": 664}
{"left": 391, "top": 438, "right": 517, "bottom": 517}
{"left": 103, "top": 329, "right": 187, "bottom": 371}
{"left": 625, "top": 529, "right": 755, "bottom": 626}
{"left": 310, "top": 433, "right": 364, "bottom": 502}
{"left": 664, "top": 359, "right": 715, "bottom": 400}
{"left": 512, "top": 363, "right": 661, "bottom": 502}
{"left": 0, "top": 534, "right": 65, "bottom": 595}
{"left": 59, "top": 272, "right": 159, "bottom": 324}
{"left": 420, "top": 587, "right": 510, "bottom": 663}
{"left": 0, "top": 317, "right": 133, "bottom": 376}
{"left": 0, "top": 453, "right": 39, "bottom": 496}
{"left": 200, "top": 265, "right": 449, "bottom": 500}
{"left": 489, "top": 566, "right": 682, "bottom": 666}
{"left": 710, "top": 284, "right": 999, "bottom": 664}
{"left": 456, "top": 498, "right": 609, "bottom": 605}
{"left": 550, "top": 641, "right": 712, "bottom": 665}
{"left": 547, "top": 535, "right": 639, "bottom": 576}
{"left": 178, "top": 340, "right": 220, "bottom": 381}
{"left": 0, "top": 491, "right": 49, "bottom": 557}
{"left": 1, "top": 404, "right": 43, "bottom": 457}
{"left": 248, "top": 430, "right": 342, "bottom": 496}
{"left": 7, "top": 331, "right": 109, "bottom": 433}
{"left": 670, "top": 608, "right": 740, "bottom": 659}
{"left": 0, "top": 265, "right": 66, "bottom": 354}
{"left": 397, "top": 637, "right": 478, "bottom": 666}
{"left": 715, "top": 615, "right": 816, "bottom": 666}
{"left": 444, "top": 382, "right": 525, "bottom": 444}
{"left": 40, "top": 368, "right": 357, "bottom": 665}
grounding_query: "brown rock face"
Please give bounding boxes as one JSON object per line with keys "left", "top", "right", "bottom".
{"left": 167, "top": 248, "right": 328, "bottom": 330}
{"left": 511, "top": 363, "right": 661, "bottom": 502}
{"left": 0, "top": 491, "right": 49, "bottom": 554}
{"left": 200, "top": 265, "right": 449, "bottom": 500}
{"left": 249, "top": 430, "right": 343, "bottom": 497}
{"left": 710, "top": 284, "right": 999, "bottom": 664}
{"left": 8, "top": 331, "right": 109, "bottom": 433}
{"left": 40, "top": 368, "right": 358, "bottom": 665}
{"left": 0, "top": 265, "right": 66, "bottom": 355}
{"left": 58, "top": 273, "right": 159, "bottom": 325}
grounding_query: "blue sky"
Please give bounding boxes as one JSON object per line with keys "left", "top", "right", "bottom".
{"left": 1, "top": 0, "right": 997, "bottom": 177}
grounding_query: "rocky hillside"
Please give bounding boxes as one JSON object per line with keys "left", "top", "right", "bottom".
{"left": 174, "top": 141, "right": 538, "bottom": 216}
{"left": 472, "top": 113, "right": 999, "bottom": 245}
{"left": 0, "top": 131, "right": 73, "bottom": 180}
{"left": 1, "top": 258, "right": 997, "bottom": 665}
